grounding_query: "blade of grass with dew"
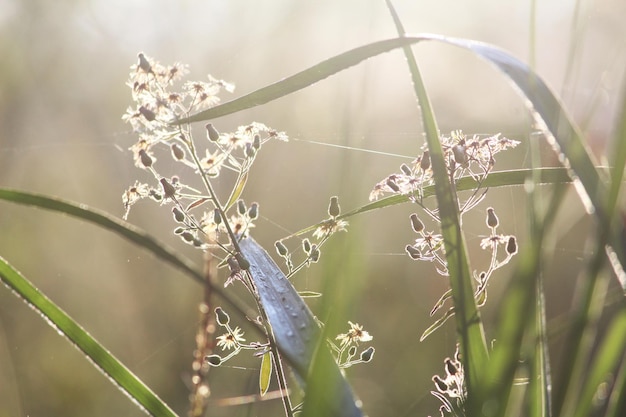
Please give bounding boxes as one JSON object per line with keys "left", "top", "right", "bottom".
{"left": 239, "top": 236, "right": 362, "bottom": 417}
{"left": 0, "top": 257, "right": 179, "bottom": 417}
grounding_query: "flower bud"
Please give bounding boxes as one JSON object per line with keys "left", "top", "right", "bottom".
{"left": 420, "top": 151, "right": 431, "bottom": 170}
{"left": 138, "top": 105, "right": 156, "bottom": 122}
{"left": 252, "top": 134, "right": 261, "bottom": 150}
{"left": 433, "top": 375, "right": 448, "bottom": 392}
{"left": 348, "top": 346, "right": 357, "bottom": 358}
{"left": 386, "top": 178, "right": 400, "bottom": 192}
{"left": 328, "top": 196, "right": 340, "bottom": 218}
{"left": 215, "top": 307, "right": 230, "bottom": 325}
{"left": 275, "top": 240, "right": 288, "bottom": 257}
{"left": 410, "top": 213, "right": 424, "bottom": 233}
{"left": 486, "top": 207, "right": 499, "bottom": 229}
{"left": 181, "top": 231, "right": 194, "bottom": 242}
{"left": 237, "top": 200, "right": 247, "bottom": 215}
{"left": 205, "top": 123, "right": 220, "bottom": 141}
{"left": 170, "top": 143, "right": 185, "bottom": 160}
{"left": 172, "top": 206, "right": 185, "bottom": 223}
{"left": 444, "top": 358, "right": 458, "bottom": 376}
{"left": 160, "top": 178, "right": 177, "bottom": 198}
{"left": 245, "top": 142, "right": 255, "bottom": 158}
{"left": 302, "top": 238, "right": 311, "bottom": 253}
{"left": 248, "top": 202, "right": 259, "bottom": 220}
{"left": 213, "top": 208, "right": 222, "bottom": 225}
{"left": 452, "top": 144, "right": 468, "bottom": 165}
{"left": 138, "top": 149, "right": 153, "bottom": 168}
{"left": 400, "top": 163, "right": 412, "bottom": 176}
{"left": 506, "top": 236, "right": 518, "bottom": 255}
{"left": 405, "top": 245, "right": 421, "bottom": 260}
{"left": 204, "top": 355, "right": 222, "bottom": 367}
{"left": 360, "top": 346, "right": 375, "bottom": 362}
{"left": 309, "top": 245, "right": 320, "bottom": 263}
{"left": 235, "top": 253, "right": 250, "bottom": 270}
{"left": 137, "top": 53, "right": 152, "bottom": 73}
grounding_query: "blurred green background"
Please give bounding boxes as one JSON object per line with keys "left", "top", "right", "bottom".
{"left": 1, "top": 1, "right": 624, "bottom": 416}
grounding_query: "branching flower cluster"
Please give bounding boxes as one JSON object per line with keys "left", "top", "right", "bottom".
{"left": 431, "top": 345, "right": 466, "bottom": 417}
{"left": 330, "top": 321, "right": 375, "bottom": 369}
{"left": 370, "top": 131, "right": 520, "bottom": 343}
{"left": 370, "top": 131, "right": 520, "bottom": 219}
{"left": 122, "top": 54, "right": 372, "bottom": 416}
{"left": 121, "top": 53, "right": 287, "bottom": 257}
{"left": 274, "top": 195, "right": 348, "bottom": 279}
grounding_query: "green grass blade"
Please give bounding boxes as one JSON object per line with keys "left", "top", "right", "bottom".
{"left": 0, "top": 188, "right": 252, "bottom": 329}
{"left": 425, "top": 36, "right": 626, "bottom": 288}
{"left": 239, "top": 236, "right": 362, "bottom": 417}
{"left": 573, "top": 306, "right": 626, "bottom": 417}
{"left": 0, "top": 188, "right": 202, "bottom": 283}
{"left": 0, "top": 257, "right": 179, "bottom": 417}
{"left": 176, "top": 37, "right": 428, "bottom": 124}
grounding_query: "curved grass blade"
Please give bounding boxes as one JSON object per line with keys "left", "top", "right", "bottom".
{"left": 0, "top": 257, "right": 179, "bottom": 417}
{"left": 427, "top": 36, "right": 626, "bottom": 287}
{"left": 239, "top": 236, "right": 362, "bottom": 417}
{"left": 385, "top": 1, "right": 487, "bottom": 401}
{"left": 0, "top": 188, "right": 202, "bottom": 283}
{"left": 176, "top": 37, "right": 428, "bottom": 124}
{"left": 0, "top": 188, "right": 251, "bottom": 323}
